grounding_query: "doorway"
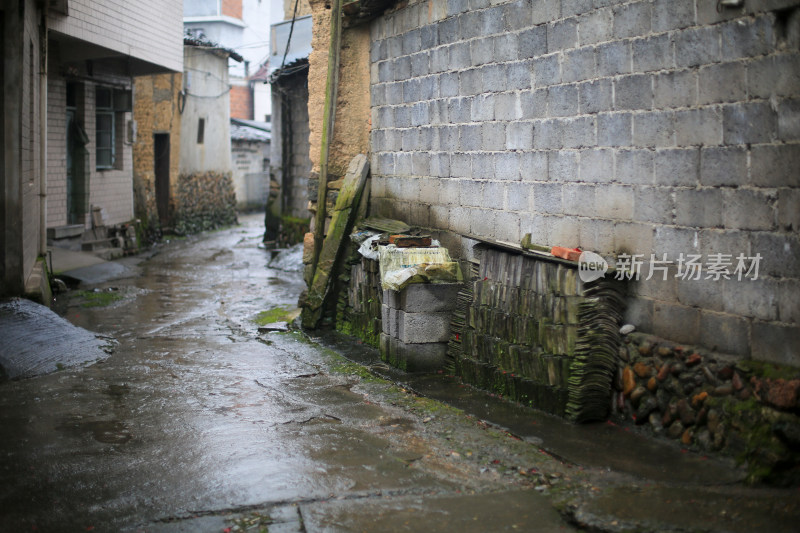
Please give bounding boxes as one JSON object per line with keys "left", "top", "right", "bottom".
{"left": 154, "top": 133, "right": 170, "bottom": 228}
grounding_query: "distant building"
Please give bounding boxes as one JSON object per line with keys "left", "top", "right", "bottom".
{"left": 1, "top": 0, "right": 183, "bottom": 302}
{"left": 231, "top": 118, "right": 271, "bottom": 211}
{"left": 183, "top": 0, "right": 275, "bottom": 122}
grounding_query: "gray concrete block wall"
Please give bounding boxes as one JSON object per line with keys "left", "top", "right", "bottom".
{"left": 368, "top": 0, "right": 800, "bottom": 365}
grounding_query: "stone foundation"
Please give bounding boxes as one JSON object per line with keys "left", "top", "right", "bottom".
{"left": 616, "top": 332, "right": 800, "bottom": 485}
{"left": 173, "top": 171, "right": 238, "bottom": 235}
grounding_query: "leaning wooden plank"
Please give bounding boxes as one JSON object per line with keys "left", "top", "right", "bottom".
{"left": 311, "top": 0, "right": 344, "bottom": 277}
{"left": 302, "top": 154, "right": 369, "bottom": 328}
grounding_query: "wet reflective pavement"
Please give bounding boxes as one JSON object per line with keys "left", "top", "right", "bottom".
{"left": 0, "top": 216, "right": 575, "bottom": 532}
{"left": 1, "top": 214, "right": 798, "bottom": 532}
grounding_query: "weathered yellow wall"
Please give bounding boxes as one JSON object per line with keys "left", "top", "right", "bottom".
{"left": 132, "top": 73, "right": 182, "bottom": 231}
{"left": 285, "top": 0, "right": 312, "bottom": 20}
{"left": 307, "top": 0, "right": 371, "bottom": 181}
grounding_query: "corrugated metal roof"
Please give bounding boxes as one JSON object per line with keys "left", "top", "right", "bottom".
{"left": 230, "top": 119, "right": 271, "bottom": 142}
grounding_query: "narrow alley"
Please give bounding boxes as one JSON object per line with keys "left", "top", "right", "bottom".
{"left": 1, "top": 215, "right": 797, "bottom": 532}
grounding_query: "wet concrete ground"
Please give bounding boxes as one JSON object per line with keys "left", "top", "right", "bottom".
{"left": 1, "top": 214, "right": 798, "bottom": 532}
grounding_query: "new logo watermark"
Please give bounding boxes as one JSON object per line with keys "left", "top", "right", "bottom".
{"left": 577, "top": 252, "right": 762, "bottom": 283}
{"left": 578, "top": 251, "right": 609, "bottom": 283}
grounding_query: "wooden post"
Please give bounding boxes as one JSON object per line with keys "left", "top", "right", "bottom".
{"left": 311, "top": 0, "right": 343, "bottom": 278}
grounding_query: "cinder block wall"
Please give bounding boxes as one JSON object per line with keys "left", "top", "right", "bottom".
{"left": 368, "top": 0, "right": 800, "bottom": 365}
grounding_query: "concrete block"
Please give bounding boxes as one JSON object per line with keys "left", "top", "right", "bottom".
{"left": 518, "top": 25, "right": 548, "bottom": 59}
{"left": 615, "top": 74, "right": 652, "bottom": 111}
{"left": 439, "top": 125, "right": 460, "bottom": 152}
{"left": 548, "top": 84, "right": 579, "bottom": 117}
{"left": 699, "top": 146, "right": 747, "bottom": 187}
{"left": 482, "top": 64, "right": 508, "bottom": 93}
{"left": 564, "top": 116, "right": 597, "bottom": 149}
{"left": 458, "top": 179, "right": 483, "bottom": 208}
{"left": 532, "top": 182, "right": 562, "bottom": 214}
{"left": 750, "top": 53, "right": 800, "bottom": 99}
{"left": 431, "top": 152, "right": 451, "bottom": 178}
{"left": 652, "top": 301, "right": 700, "bottom": 345}
{"left": 401, "top": 129, "right": 418, "bottom": 152}
{"left": 720, "top": 14, "right": 775, "bottom": 62}
{"left": 418, "top": 76, "right": 438, "bottom": 100}
{"left": 412, "top": 152, "right": 431, "bottom": 176}
{"left": 778, "top": 97, "right": 800, "bottom": 141}
{"left": 521, "top": 151, "right": 549, "bottom": 181}
{"left": 674, "top": 108, "right": 723, "bottom": 147}
{"left": 470, "top": 94, "right": 495, "bottom": 122}
{"left": 723, "top": 189, "right": 776, "bottom": 231}
{"left": 532, "top": 119, "right": 564, "bottom": 150}
{"left": 447, "top": 0, "right": 469, "bottom": 17}
{"left": 633, "top": 111, "right": 674, "bottom": 147}
{"left": 393, "top": 56, "right": 412, "bottom": 82}
{"left": 495, "top": 92, "right": 520, "bottom": 121}
{"left": 698, "top": 62, "right": 746, "bottom": 105}
{"left": 724, "top": 101, "right": 779, "bottom": 145}
{"left": 547, "top": 18, "right": 578, "bottom": 53}
{"left": 632, "top": 34, "right": 673, "bottom": 73}
{"left": 597, "top": 112, "right": 632, "bottom": 147}
{"left": 395, "top": 339, "right": 450, "bottom": 372}
{"left": 562, "top": 48, "right": 596, "bottom": 83}
{"left": 504, "top": 0, "right": 535, "bottom": 31}
{"left": 470, "top": 37, "right": 495, "bottom": 66}
{"left": 399, "top": 283, "right": 462, "bottom": 313}
{"left": 482, "top": 122, "right": 507, "bottom": 152}
{"left": 561, "top": 0, "right": 593, "bottom": 18}
{"left": 654, "top": 70, "right": 697, "bottom": 109}
{"left": 472, "top": 153, "right": 494, "bottom": 180}
{"left": 613, "top": 1, "right": 651, "bottom": 39}
{"left": 495, "top": 210, "right": 522, "bottom": 243}
{"left": 438, "top": 14, "right": 459, "bottom": 44}
{"left": 548, "top": 150, "right": 579, "bottom": 182}
{"left": 579, "top": 79, "right": 613, "bottom": 114}
{"left": 460, "top": 68, "right": 483, "bottom": 96}
{"left": 411, "top": 102, "right": 431, "bottom": 127}
{"left": 494, "top": 152, "right": 521, "bottom": 180}
{"left": 751, "top": 144, "right": 800, "bottom": 188}
{"left": 651, "top": 0, "right": 695, "bottom": 32}
{"left": 394, "top": 106, "right": 411, "bottom": 128}
{"left": 403, "top": 79, "right": 420, "bottom": 104}
{"left": 479, "top": 5, "right": 506, "bottom": 35}
{"left": 482, "top": 181, "right": 506, "bottom": 210}
{"left": 562, "top": 183, "right": 596, "bottom": 215}
{"left": 520, "top": 89, "right": 548, "bottom": 119}
{"left": 507, "top": 61, "right": 533, "bottom": 91}
{"left": 579, "top": 148, "right": 614, "bottom": 183}
{"left": 578, "top": 7, "right": 613, "bottom": 45}
{"left": 674, "top": 188, "right": 724, "bottom": 228}
{"left": 385, "top": 82, "right": 404, "bottom": 106}
{"left": 634, "top": 186, "right": 674, "bottom": 225}
{"left": 750, "top": 232, "right": 800, "bottom": 279}
{"left": 470, "top": 207, "right": 499, "bottom": 238}
{"left": 449, "top": 97, "right": 471, "bottom": 124}
{"left": 533, "top": 54, "right": 561, "bottom": 88}
{"left": 506, "top": 122, "right": 534, "bottom": 151}
{"left": 430, "top": 46, "right": 449, "bottom": 74}
{"left": 778, "top": 189, "right": 800, "bottom": 231}
{"left": 777, "top": 279, "right": 800, "bottom": 324}
{"left": 451, "top": 152, "right": 471, "bottom": 178}
{"left": 723, "top": 277, "right": 778, "bottom": 321}
{"left": 420, "top": 24, "right": 438, "bottom": 49}
{"left": 596, "top": 40, "right": 631, "bottom": 77}
{"left": 493, "top": 33, "right": 519, "bottom": 62}
{"left": 395, "top": 152, "right": 413, "bottom": 176}
{"left": 507, "top": 181, "right": 532, "bottom": 212}
{"left": 531, "top": 0, "right": 562, "bottom": 25}
{"left": 403, "top": 29, "right": 422, "bottom": 56}
{"left": 699, "top": 311, "right": 749, "bottom": 356}
{"left": 652, "top": 225, "right": 698, "bottom": 260}
{"left": 460, "top": 124, "right": 483, "bottom": 151}
{"left": 596, "top": 184, "right": 633, "bottom": 220}
{"left": 655, "top": 148, "right": 699, "bottom": 187}
{"left": 675, "top": 26, "right": 721, "bottom": 68}
{"left": 378, "top": 61, "right": 393, "bottom": 84}
{"left": 750, "top": 322, "right": 799, "bottom": 366}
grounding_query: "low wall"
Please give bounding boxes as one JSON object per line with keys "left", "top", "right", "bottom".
{"left": 173, "top": 171, "right": 238, "bottom": 234}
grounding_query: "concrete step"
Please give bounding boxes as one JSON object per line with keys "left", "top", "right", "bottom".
{"left": 81, "top": 238, "right": 115, "bottom": 251}
{"left": 47, "top": 224, "right": 84, "bottom": 240}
